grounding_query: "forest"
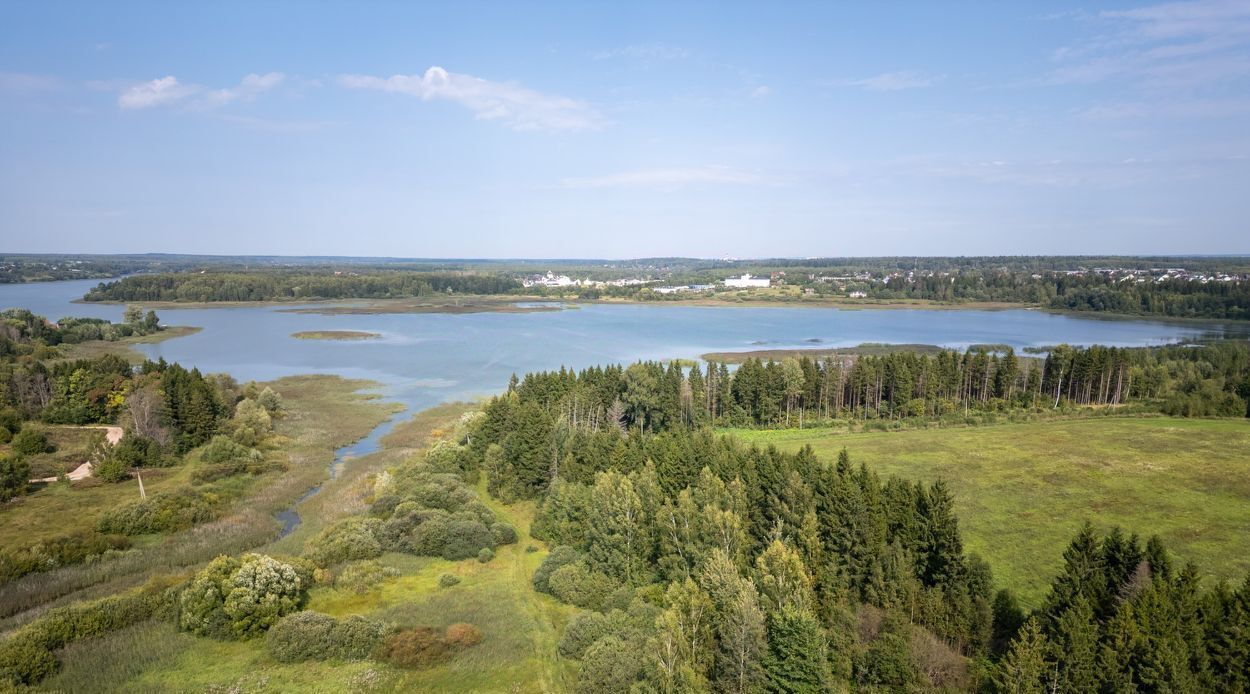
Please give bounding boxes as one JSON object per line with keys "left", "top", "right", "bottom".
{"left": 496, "top": 342, "right": 1250, "bottom": 436}
{"left": 456, "top": 364, "right": 1250, "bottom": 692}
{"left": 81, "top": 271, "right": 521, "bottom": 302}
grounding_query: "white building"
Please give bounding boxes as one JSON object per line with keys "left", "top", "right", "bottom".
{"left": 722, "top": 273, "right": 771, "bottom": 289}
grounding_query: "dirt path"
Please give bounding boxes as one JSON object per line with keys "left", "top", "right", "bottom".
{"left": 29, "top": 426, "right": 123, "bottom": 483}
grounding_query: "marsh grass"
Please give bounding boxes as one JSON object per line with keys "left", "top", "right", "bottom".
{"left": 730, "top": 416, "right": 1250, "bottom": 606}
{"left": 0, "top": 375, "right": 397, "bottom": 624}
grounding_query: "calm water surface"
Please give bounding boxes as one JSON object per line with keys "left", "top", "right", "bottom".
{"left": 4, "top": 278, "right": 1246, "bottom": 418}
{"left": 8, "top": 278, "right": 1246, "bottom": 531}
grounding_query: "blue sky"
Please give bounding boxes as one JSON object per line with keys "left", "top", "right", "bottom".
{"left": 1, "top": 1, "right": 1248, "bottom": 258}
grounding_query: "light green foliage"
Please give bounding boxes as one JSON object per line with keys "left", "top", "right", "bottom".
{"left": 265, "top": 611, "right": 385, "bottom": 662}
{"left": 305, "top": 517, "right": 383, "bottom": 567}
{"left": 229, "top": 398, "right": 273, "bottom": 448}
{"left": 533, "top": 545, "right": 580, "bottom": 594}
{"left": 178, "top": 554, "right": 305, "bottom": 640}
{"left": 438, "top": 573, "right": 461, "bottom": 588}
{"left": 256, "top": 386, "right": 284, "bottom": 416}
{"left": 200, "top": 434, "right": 261, "bottom": 465}
{"left": 478, "top": 547, "right": 495, "bottom": 563}
{"left": 335, "top": 560, "right": 399, "bottom": 594}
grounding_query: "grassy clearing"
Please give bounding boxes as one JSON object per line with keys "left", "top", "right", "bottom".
{"left": 291, "top": 330, "right": 381, "bottom": 341}
{"left": 2, "top": 424, "right": 104, "bottom": 479}
{"left": 729, "top": 417, "right": 1250, "bottom": 606}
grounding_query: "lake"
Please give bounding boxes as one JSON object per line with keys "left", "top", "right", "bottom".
{"left": 4, "top": 278, "right": 1247, "bottom": 418}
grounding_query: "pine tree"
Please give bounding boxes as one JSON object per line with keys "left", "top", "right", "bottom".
{"left": 762, "top": 605, "right": 831, "bottom": 694}
{"left": 1048, "top": 595, "right": 1099, "bottom": 692}
{"left": 995, "top": 618, "right": 1049, "bottom": 694}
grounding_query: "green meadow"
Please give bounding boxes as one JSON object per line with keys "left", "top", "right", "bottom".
{"left": 728, "top": 417, "right": 1250, "bottom": 606}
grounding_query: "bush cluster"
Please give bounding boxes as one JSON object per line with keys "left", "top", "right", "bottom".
{"left": 335, "top": 559, "right": 399, "bottom": 594}
{"left": 9, "top": 428, "right": 54, "bottom": 457}
{"left": 305, "top": 517, "right": 383, "bottom": 567}
{"left": 0, "top": 577, "right": 178, "bottom": 687}
{"left": 177, "top": 553, "right": 306, "bottom": 640}
{"left": 265, "top": 611, "right": 386, "bottom": 663}
{"left": 97, "top": 487, "right": 223, "bottom": 535}
{"left": 0, "top": 532, "right": 131, "bottom": 585}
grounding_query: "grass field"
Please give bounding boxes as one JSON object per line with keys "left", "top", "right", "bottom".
{"left": 728, "top": 417, "right": 1250, "bottom": 606}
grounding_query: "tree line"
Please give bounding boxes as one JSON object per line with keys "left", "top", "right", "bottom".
{"left": 450, "top": 363, "right": 1250, "bottom": 691}
{"left": 82, "top": 271, "right": 521, "bottom": 302}
{"left": 491, "top": 343, "right": 1249, "bottom": 435}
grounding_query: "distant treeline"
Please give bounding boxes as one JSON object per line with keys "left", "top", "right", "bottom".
{"left": 503, "top": 342, "right": 1250, "bottom": 432}
{"left": 82, "top": 271, "right": 521, "bottom": 302}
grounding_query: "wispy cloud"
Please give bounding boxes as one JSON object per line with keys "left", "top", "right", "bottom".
{"left": 592, "top": 44, "right": 689, "bottom": 62}
{"left": 826, "top": 71, "right": 942, "bottom": 91}
{"left": 0, "top": 71, "right": 61, "bottom": 92}
{"left": 561, "top": 166, "right": 776, "bottom": 190}
{"left": 118, "top": 72, "right": 285, "bottom": 110}
{"left": 338, "top": 66, "right": 603, "bottom": 132}
{"left": 749, "top": 85, "right": 772, "bottom": 99}
{"left": 1047, "top": 0, "right": 1250, "bottom": 88}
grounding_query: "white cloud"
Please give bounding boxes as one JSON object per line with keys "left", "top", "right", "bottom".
{"left": 118, "top": 76, "right": 197, "bottom": 109}
{"left": 828, "top": 71, "right": 942, "bottom": 91}
{"left": 561, "top": 166, "right": 774, "bottom": 190}
{"left": 118, "top": 72, "right": 284, "bottom": 110}
{"left": 338, "top": 66, "right": 603, "bottom": 132}
{"left": 749, "top": 85, "right": 772, "bottom": 99}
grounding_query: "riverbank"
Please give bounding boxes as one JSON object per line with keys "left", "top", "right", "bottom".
{"left": 57, "top": 325, "right": 202, "bottom": 363}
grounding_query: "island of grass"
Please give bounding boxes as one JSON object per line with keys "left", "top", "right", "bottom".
{"left": 291, "top": 330, "right": 382, "bottom": 341}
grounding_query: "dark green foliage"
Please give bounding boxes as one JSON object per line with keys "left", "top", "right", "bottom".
{"left": 96, "top": 487, "right": 224, "bottom": 535}
{"left": 763, "top": 605, "right": 832, "bottom": 694}
{"left": 478, "top": 547, "right": 495, "bottom": 563}
{"left": 304, "top": 517, "right": 383, "bottom": 567}
{"left": 85, "top": 271, "right": 520, "bottom": 302}
{"left": 0, "top": 454, "right": 29, "bottom": 501}
{"left": 559, "top": 611, "right": 609, "bottom": 659}
{"left": 575, "top": 635, "right": 645, "bottom": 694}
{"left": 265, "top": 611, "right": 385, "bottom": 662}
{"left": 548, "top": 561, "right": 617, "bottom": 611}
{"left": 10, "top": 427, "right": 53, "bottom": 457}
{"left": 533, "top": 546, "right": 580, "bottom": 594}
{"left": 490, "top": 521, "right": 518, "bottom": 546}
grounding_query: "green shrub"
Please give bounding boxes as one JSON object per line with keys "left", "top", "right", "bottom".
{"left": 178, "top": 554, "right": 306, "bottom": 640}
{"left": 477, "top": 547, "right": 495, "bottom": 563}
{"left": 97, "top": 487, "right": 223, "bottom": 535}
{"left": 305, "top": 517, "right": 383, "bottom": 567}
{"left": 0, "top": 455, "right": 29, "bottom": 502}
{"left": 200, "top": 434, "right": 260, "bottom": 465}
{"left": 225, "top": 553, "right": 306, "bottom": 638}
{"left": 112, "top": 435, "right": 165, "bottom": 468}
{"left": 547, "top": 562, "right": 616, "bottom": 611}
{"left": 0, "top": 532, "right": 131, "bottom": 584}
{"left": 490, "top": 521, "right": 518, "bottom": 546}
{"left": 558, "top": 611, "right": 609, "bottom": 659}
{"left": 438, "top": 573, "right": 461, "bottom": 588}
{"left": 0, "top": 637, "right": 59, "bottom": 686}
{"left": 10, "top": 428, "right": 53, "bottom": 457}
{"left": 336, "top": 560, "right": 399, "bottom": 594}
{"left": 266, "top": 611, "right": 385, "bottom": 663}
{"left": 532, "top": 545, "right": 580, "bottom": 594}
{"left": 575, "top": 635, "right": 644, "bottom": 693}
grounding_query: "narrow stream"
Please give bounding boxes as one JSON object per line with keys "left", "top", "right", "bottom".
{"left": 274, "top": 407, "right": 407, "bottom": 537}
